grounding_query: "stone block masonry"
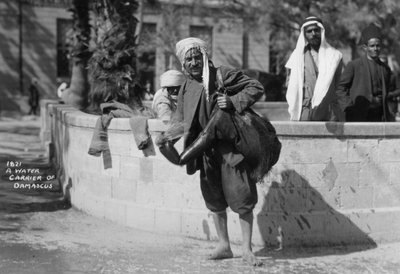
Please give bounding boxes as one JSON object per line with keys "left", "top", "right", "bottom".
{"left": 44, "top": 102, "right": 400, "bottom": 247}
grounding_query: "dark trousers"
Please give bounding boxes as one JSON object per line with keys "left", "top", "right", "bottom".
{"left": 345, "top": 96, "right": 384, "bottom": 122}
{"left": 199, "top": 148, "right": 258, "bottom": 216}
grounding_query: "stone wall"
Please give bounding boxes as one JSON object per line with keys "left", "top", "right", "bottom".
{"left": 43, "top": 101, "right": 400, "bottom": 248}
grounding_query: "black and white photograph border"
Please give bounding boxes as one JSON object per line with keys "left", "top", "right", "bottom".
{"left": 1, "top": 0, "right": 400, "bottom": 273}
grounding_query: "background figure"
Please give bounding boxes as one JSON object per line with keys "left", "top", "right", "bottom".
{"left": 159, "top": 37, "right": 264, "bottom": 266}
{"left": 285, "top": 16, "right": 343, "bottom": 121}
{"left": 152, "top": 70, "right": 185, "bottom": 121}
{"left": 336, "top": 23, "right": 396, "bottom": 122}
{"left": 142, "top": 80, "right": 154, "bottom": 100}
{"left": 28, "top": 78, "right": 40, "bottom": 115}
{"left": 57, "top": 82, "right": 69, "bottom": 101}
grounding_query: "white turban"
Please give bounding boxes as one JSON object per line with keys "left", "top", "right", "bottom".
{"left": 160, "top": 70, "right": 185, "bottom": 88}
{"left": 175, "top": 37, "right": 210, "bottom": 101}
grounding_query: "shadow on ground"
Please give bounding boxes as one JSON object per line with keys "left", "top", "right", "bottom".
{"left": 255, "top": 169, "right": 377, "bottom": 258}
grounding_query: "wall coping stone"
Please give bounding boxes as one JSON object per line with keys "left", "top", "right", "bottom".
{"left": 49, "top": 104, "right": 400, "bottom": 137}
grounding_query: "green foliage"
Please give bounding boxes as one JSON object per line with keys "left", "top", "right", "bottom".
{"left": 87, "top": 0, "right": 142, "bottom": 113}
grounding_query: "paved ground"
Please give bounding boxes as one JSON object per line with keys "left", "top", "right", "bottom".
{"left": 1, "top": 114, "right": 400, "bottom": 274}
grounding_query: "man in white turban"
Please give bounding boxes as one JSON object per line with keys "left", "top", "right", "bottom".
{"left": 152, "top": 70, "right": 186, "bottom": 121}
{"left": 285, "top": 16, "right": 343, "bottom": 121}
{"left": 156, "top": 37, "right": 264, "bottom": 266}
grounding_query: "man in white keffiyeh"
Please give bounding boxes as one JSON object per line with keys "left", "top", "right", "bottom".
{"left": 285, "top": 16, "right": 344, "bottom": 121}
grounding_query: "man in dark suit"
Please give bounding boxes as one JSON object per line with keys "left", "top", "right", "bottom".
{"left": 159, "top": 37, "right": 264, "bottom": 266}
{"left": 336, "top": 23, "right": 396, "bottom": 122}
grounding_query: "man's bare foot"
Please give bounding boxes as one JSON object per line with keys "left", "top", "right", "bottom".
{"left": 242, "top": 250, "right": 263, "bottom": 266}
{"left": 208, "top": 245, "right": 233, "bottom": 260}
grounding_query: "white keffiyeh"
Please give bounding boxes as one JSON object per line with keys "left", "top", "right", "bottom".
{"left": 285, "top": 18, "right": 342, "bottom": 120}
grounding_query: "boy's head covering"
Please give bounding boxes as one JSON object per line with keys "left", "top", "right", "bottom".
{"left": 175, "top": 37, "right": 210, "bottom": 101}
{"left": 160, "top": 70, "right": 185, "bottom": 88}
{"left": 360, "top": 23, "right": 382, "bottom": 45}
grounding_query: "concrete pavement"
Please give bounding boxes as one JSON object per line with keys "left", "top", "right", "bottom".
{"left": 1, "top": 208, "right": 400, "bottom": 274}
{"left": 0, "top": 114, "right": 400, "bottom": 274}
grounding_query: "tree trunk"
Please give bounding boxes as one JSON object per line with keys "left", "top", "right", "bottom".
{"left": 61, "top": 58, "right": 88, "bottom": 108}
{"left": 62, "top": 0, "right": 90, "bottom": 110}
{"left": 135, "top": 0, "right": 144, "bottom": 45}
{"left": 350, "top": 39, "right": 359, "bottom": 60}
{"left": 242, "top": 32, "right": 249, "bottom": 69}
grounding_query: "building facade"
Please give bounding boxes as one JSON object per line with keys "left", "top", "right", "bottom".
{"left": 0, "top": 0, "right": 72, "bottom": 111}
{"left": 0, "top": 0, "right": 270, "bottom": 111}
